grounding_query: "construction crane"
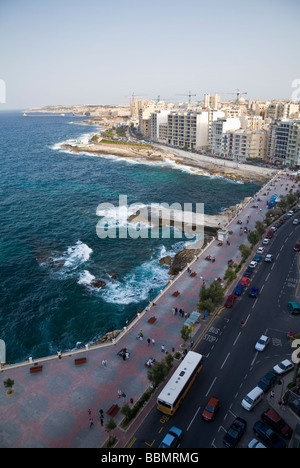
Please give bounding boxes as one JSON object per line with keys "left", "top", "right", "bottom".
{"left": 175, "top": 91, "right": 196, "bottom": 104}
{"left": 217, "top": 89, "right": 247, "bottom": 105}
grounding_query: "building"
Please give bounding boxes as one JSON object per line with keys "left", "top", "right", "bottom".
{"left": 209, "top": 117, "right": 241, "bottom": 155}
{"left": 264, "top": 101, "right": 300, "bottom": 120}
{"left": 267, "top": 119, "right": 300, "bottom": 166}
{"left": 150, "top": 110, "right": 170, "bottom": 141}
{"left": 223, "top": 129, "right": 268, "bottom": 161}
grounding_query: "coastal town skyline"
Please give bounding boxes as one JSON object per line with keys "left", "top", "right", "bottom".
{"left": 1, "top": 0, "right": 300, "bottom": 110}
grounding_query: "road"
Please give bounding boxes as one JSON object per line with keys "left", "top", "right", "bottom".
{"left": 128, "top": 211, "right": 300, "bottom": 448}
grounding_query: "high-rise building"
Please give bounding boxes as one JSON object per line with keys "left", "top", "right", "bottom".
{"left": 267, "top": 119, "right": 300, "bottom": 166}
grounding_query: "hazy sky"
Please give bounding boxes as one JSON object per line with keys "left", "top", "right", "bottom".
{"left": 1, "top": 0, "right": 300, "bottom": 109}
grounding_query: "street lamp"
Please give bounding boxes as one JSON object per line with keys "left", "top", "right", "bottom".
{"left": 148, "top": 288, "right": 153, "bottom": 302}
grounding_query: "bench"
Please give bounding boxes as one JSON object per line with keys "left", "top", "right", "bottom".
{"left": 30, "top": 365, "right": 43, "bottom": 374}
{"left": 148, "top": 316, "right": 157, "bottom": 324}
{"left": 74, "top": 357, "right": 87, "bottom": 365}
{"left": 106, "top": 404, "right": 120, "bottom": 417}
{"left": 172, "top": 291, "right": 180, "bottom": 297}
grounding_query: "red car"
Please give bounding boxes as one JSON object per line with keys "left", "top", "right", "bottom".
{"left": 266, "top": 231, "right": 274, "bottom": 239}
{"left": 225, "top": 295, "right": 236, "bottom": 308}
{"left": 294, "top": 242, "right": 300, "bottom": 252}
{"left": 239, "top": 277, "right": 250, "bottom": 287}
{"left": 202, "top": 396, "right": 221, "bottom": 421}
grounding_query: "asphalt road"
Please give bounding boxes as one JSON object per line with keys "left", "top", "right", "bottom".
{"left": 129, "top": 212, "right": 300, "bottom": 449}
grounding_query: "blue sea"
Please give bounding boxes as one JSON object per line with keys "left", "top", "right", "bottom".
{"left": 0, "top": 111, "right": 261, "bottom": 364}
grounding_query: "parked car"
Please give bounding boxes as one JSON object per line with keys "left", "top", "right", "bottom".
{"left": 287, "top": 211, "right": 294, "bottom": 217}
{"left": 265, "top": 254, "right": 274, "bottom": 262}
{"left": 271, "top": 226, "right": 277, "bottom": 232}
{"left": 262, "top": 238, "right": 270, "bottom": 245}
{"left": 253, "top": 254, "right": 262, "bottom": 262}
{"left": 249, "top": 287, "right": 259, "bottom": 298}
{"left": 248, "top": 438, "right": 267, "bottom": 448}
{"left": 225, "top": 294, "right": 236, "bottom": 308}
{"left": 257, "top": 247, "right": 265, "bottom": 254}
{"left": 159, "top": 426, "right": 183, "bottom": 448}
{"left": 223, "top": 417, "right": 247, "bottom": 448}
{"left": 253, "top": 421, "right": 286, "bottom": 448}
{"left": 255, "top": 335, "right": 270, "bottom": 351}
{"left": 244, "top": 268, "right": 254, "bottom": 277}
{"left": 261, "top": 409, "right": 293, "bottom": 439}
{"left": 249, "top": 261, "right": 258, "bottom": 269}
{"left": 292, "top": 218, "right": 299, "bottom": 225}
{"left": 257, "top": 372, "right": 277, "bottom": 393}
{"left": 287, "top": 301, "right": 300, "bottom": 314}
{"left": 240, "top": 277, "right": 250, "bottom": 287}
{"left": 273, "top": 359, "right": 294, "bottom": 375}
{"left": 278, "top": 218, "right": 285, "bottom": 225}
{"left": 266, "top": 231, "right": 273, "bottom": 239}
{"left": 234, "top": 284, "right": 244, "bottom": 296}
{"left": 202, "top": 396, "right": 221, "bottom": 421}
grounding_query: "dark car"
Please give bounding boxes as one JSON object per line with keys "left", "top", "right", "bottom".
{"left": 279, "top": 218, "right": 285, "bottom": 225}
{"left": 253, "top": 254, "right": 262, "bottom": 262}
{"left": 253, "top": 421, "right": 286, "bottom": 448}
{"left": 249, "top": 287, "right": 259, "bottom": 298}
{"left": 225, "top": 295, "right": 236, "bottom": 308}
{"left": 223, "top": 417, "right": 247, "bottom": 448}
{"left": 261, "top": 409, "right": 293, "bottom": 439}
{"left": 257, "top": 371, "right": 277, "bottom": 393}
{"left": 244, "top": 268, "right": 254, "bottom": 278}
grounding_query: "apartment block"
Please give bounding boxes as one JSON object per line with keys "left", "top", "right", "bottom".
{"left": 209, "top": 118, "right": 241, "bottom": 155}
{"left": 223, "top": 129, "right": 268, "bottom": 161}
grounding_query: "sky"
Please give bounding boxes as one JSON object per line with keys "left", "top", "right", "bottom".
{"left": 0, "top": 0, "right": 300, "bottom": 109}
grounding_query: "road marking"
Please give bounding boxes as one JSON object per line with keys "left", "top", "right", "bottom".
{"left": 233, "top": 332, "right": 241, "bottom": 346}
{"left": 276, "top": 253, "right": 280, "bottom": 260}
{"left": 205, "top": 377, "right": 217, "bottom": 397}
{"left": 187, "top": 405, "right": 201, "bottom": 431}
{"left": 266, "top": 272, "right": 270, "bottom": 281}
{"left": 251, "top": 351, "right": 258, "bottom": 366}
{"left": 220, "top": 352, "right": 230, "bottom": 369}
{"left": 252, "top": 298, "right": 258, "bottom": 309}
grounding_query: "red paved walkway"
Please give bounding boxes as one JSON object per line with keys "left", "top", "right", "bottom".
{"left": 0, "top": 171, "right": 293, "bottom": 448}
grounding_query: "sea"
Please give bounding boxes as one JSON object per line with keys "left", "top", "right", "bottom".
{"left": 0, "top": 111, "right": 261, "bottom": 364}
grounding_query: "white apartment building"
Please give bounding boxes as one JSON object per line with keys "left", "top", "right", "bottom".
{"left": 209, "top": 117, "right": 241, "bottom": 155}
{"left": 264, "top": 101, "right": 300, "bottom": 120}
{"left": 150, "top": 110, "right": 170, "bottom": 141}
{"left": 267, "top": 120, "right": 300, "bottom": 166}
{"left": 167, "top": 111, "right": 206, "bottom": 150}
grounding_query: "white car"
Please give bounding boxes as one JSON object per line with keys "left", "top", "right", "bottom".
{"left": 271, "top": 226, "right": 277, "bottom": 231}
{"left": 287, "top": 211, "right": 294, "bottom": 217}
{"left": 262, "top": 238, "right": 270, "bottom": 245}
{"left": 264, "top": 254, "right": 274, "bottom": 262}
{"left": 257, "top": 247, "right": 265, "bottom": 254}
{"left": 293, "top": 218, "right": 299, "bottom": 225}
{"left": 249, "top": 261, "right": 257, "bottom": 268}
{"left": 255, "top": 335, "right": 270, "bottom": 352}
{"left": 273, "top": 359, "right": 294, "bottom": 375}
{"left": 248, "top": 438, "right": 267, "bottom": 449}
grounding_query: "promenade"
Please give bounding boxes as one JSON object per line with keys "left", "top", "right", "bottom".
{"left": 0, "top": 171, "right": 297, "bottom": 448}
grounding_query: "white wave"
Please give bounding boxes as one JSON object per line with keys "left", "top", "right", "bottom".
{"left": 101, "top": 255, "right": 170, "bottom": 305}
{"left": 63, "top": 241, "right": 93, "bottom": 269}
{"left": 78, "top": 270, "right": 96, "bottom": 287}
{"left": 96, "top": 201, "right": 151, "bottom": 230}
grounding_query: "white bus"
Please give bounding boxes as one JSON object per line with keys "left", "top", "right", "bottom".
{"left": 157, "top": 351, "right": 203, "bottom": 415}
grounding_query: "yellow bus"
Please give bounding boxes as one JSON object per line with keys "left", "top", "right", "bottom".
{"left": 157, "top": 351, "right": 203, "bottom": 415}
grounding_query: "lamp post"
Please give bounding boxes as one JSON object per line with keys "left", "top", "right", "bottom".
{"left": 148, "top": 288, "right": 153, "bottom": 303}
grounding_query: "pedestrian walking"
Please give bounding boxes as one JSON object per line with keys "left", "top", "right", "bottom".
{"left": 161, "top": 344, "right": 165, "bottom": 353}
{"left": 88, "top": 408, "right": 91, "bottom": 416}
{"left": 118, "top": 389, "right": 122, "bottom": 399}
{"left": 102, "top": 359, "right": 107, "bottom": 367}
{"left": 270, "top": 390, "right": 275, "bottom": 399}
{"left": 172, "top": 307, "right": 175, "bottom": 315}
{"left": 89, "top": 417, "right": 94, "bottom": 428}
{"left": 151, "top": 338, "right": 155, "bottom": 345}
{"left": 147, "top": 338, "right": 151, "bottom": 346}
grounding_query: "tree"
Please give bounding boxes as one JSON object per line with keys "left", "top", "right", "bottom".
{"left": 247, "top": 230, "right": 259, "bottom": 246}
{"left": 3, "top": 378, "right": 15, "bottom": 395}
{"left": 180, "top": 325, "right": 191, "bottom": 345}
{"left": 239, "top": 244, "right": 251, "bottom": 262}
